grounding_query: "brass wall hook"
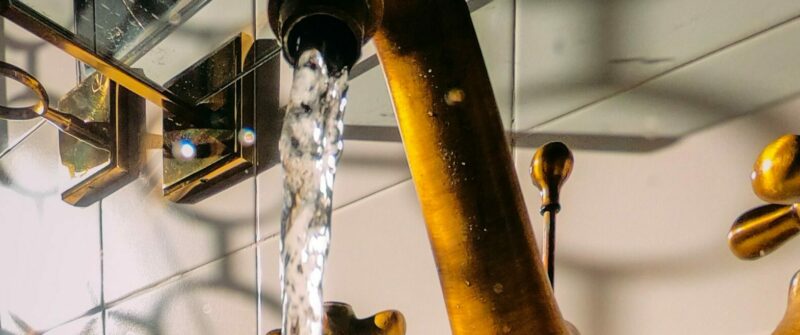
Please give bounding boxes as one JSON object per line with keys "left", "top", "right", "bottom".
{"left": 0, "top": 61, "right": 109, "bottom": 149}
{"left": 267, "top": 302, "right": 406, "bottom": 335}
{"left": 752, "top": 134, "right": 800, "bottom": 204}
{"left": 530, "top": 141, "right": 574, "bottom": 287}
{"left": 0, "top": 61, "right": 145, "bottom": 207}
{"left": 728, "top": 204, "right": 800, "bottom": 260}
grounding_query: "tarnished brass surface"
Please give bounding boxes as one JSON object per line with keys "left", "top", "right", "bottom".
{"left": 58, "top": 72, "right": 113, "bottom": 178}
{"left": 267, "top": 302, "right": 405, "bottom": 335}
{"left": 531, "top": 142, "right": 574, "bottom": 213}
{"left": 752, "top": 134, "right": 800, "bottom": 204}
{"left": 774, "top": 271, "right": 800, "bottom": 335}
{"left": 728, "top": 204, "right": 800, "bottom": 260}
{"left": 372, "top": 0, "right": 568, "bottom": 333}
{"left": 61, "top": 75, "right": 145, "bottom": 207}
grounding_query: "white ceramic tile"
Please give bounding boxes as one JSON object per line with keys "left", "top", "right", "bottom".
{"left": 106, "top": 246, "right": 258, "bottom": 335}
{"left": 516, "top": 0, "right": 800, "bottom": 132}
{"left": 102, "top": 103, "right": 256, "bottom": 301}
{"left": 530, "top": 17, "right": 800, "bottom": 138}
{"left": 43, "top": 314, "right": 103, "bottom": 335}
{"left": 0, "top": 126, "right": 101, "bottom": 331}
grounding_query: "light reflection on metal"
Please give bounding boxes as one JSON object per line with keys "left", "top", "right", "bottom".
{"left": 239, "top": 127, "right": 256, "bottom": 147}
{"left": 729, "top": 204, "right": 800, "bottom": 260}
{"left": 267, "top": 302, "right": 406, "bottom": 335}
{"left": 751, "top": 134, "right": 800, "bottom": 204}
{"left": 530, "top": 142, "right": 574, "bottom": 287}
{"left": 161, "top": 34, "right": 281, "bottom": 204}
{"left": 371, "top": 0, "right": 569, "bottom": 333}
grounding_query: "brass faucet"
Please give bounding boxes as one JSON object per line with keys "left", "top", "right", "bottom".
{"left": 268, "top": 0, "right": 569, "bottom": 333}
{"left": 729, "top": 134, "right": 800, "bottom": 333}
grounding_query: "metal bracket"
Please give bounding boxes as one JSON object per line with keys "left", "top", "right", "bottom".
{"left": 58, "top": 72, "right": 145, "bottom": 207}
{"left": 161, "top": 33, "right": 281, "bottom": 203}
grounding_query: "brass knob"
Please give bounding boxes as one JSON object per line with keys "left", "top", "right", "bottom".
{"left": 267, "top": 302, "right": 406, "bottom": 335}
{"left": 774, "top": 271, "right": 800, "bottom": 335}
{"left": 530, "top": 142, "right": 574, "bottom": 213}
{"left": 752, "top": 134, "right": 800, "bottom": 204}
{"left": 728, "top": 204, "right": 800, "bottom": 260}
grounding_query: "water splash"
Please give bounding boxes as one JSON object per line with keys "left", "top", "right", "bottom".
{"left": 279, "top": 49, "right": 349, "bottom": 335}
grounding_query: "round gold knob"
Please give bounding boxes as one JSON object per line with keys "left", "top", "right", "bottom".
{"left": 752, "top": 134, "right": 800, "bottom": 204}
{"left": 530, "top": 142, "right": 574, "bottom": 212}
{"left": 728, "top": 204, "right": 800, "bottom": 260}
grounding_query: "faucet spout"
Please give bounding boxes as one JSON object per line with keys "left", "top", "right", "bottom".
{"left": 268, "top": 0, "right": 569, "bottom": 333}
{"left": 372, "top": 0, "right": 568, "bottom": 333}
{"left": 268, "top": 0, "right": 382, "bottom": 72}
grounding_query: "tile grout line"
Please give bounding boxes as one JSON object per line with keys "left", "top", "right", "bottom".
{"left": 510, "top": 0, "right": 518, "bottom": 160}
{"left": 516, "top": 11, "right": 800, "bottom": 139}
{"left": 50, "top": 174, "right": 410, "bottom": 327}
{"left": 99, "top": 200, "right": 107, "bottom": 335}
{"left": 0, "top": 120, "right": 45, "bottom": 160}
{"left": 252, "top": 0, "right": 263, "bottom": 330}
{"left": 86, "top": 177, "right": 412, "bottom": 312}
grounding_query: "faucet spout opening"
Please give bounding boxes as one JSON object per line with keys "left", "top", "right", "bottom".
{"left": 268, "top": 0, "right": 383, "bottom": 72}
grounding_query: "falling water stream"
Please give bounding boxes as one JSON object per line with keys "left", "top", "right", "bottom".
{"left": 279, "top": 49, "right": 349, "bottom": 335}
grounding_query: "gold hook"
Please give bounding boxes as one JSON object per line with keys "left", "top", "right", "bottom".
{"left": 0, "top": 61, "right": 109, "bottom": 150}
{"left": 728, "top": 204, "right": 800, "bottom": 260}
{"left": 752, "top": 134, "right": 800, "bottom": 204}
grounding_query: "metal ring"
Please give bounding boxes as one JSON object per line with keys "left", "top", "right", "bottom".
{"left": 0, "top": 61, "right": 49, "bottom": 120}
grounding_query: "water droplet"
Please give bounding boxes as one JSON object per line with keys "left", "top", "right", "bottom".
{"left": 503, "top": 325, "right": 512, "bottom": 333}
{"left": 428, "top": 68, "right": 433, "bottom": 73}
{"left": 445, "top": 88, "right": 466, "bottom": 106}
{"left": 465, "top": 280, "right": 472, "bottom": 287}
{"left": 493, "top": 283, "right": 504, "bottom": 294}
{"left": 169, "top": 13, "right": 182, "bottom": 25}
{"left": 239, "top": 127, "right": 256, "bottom": 147}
